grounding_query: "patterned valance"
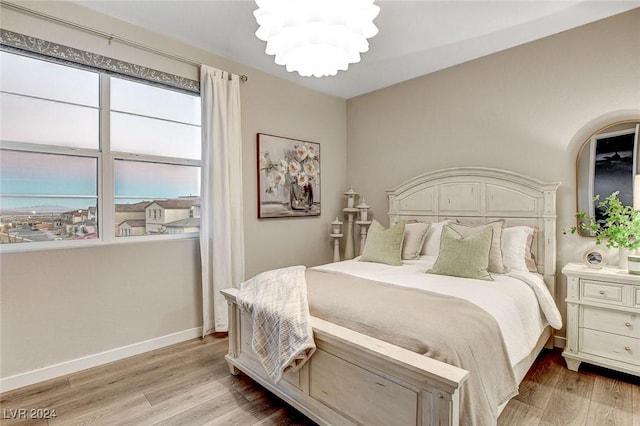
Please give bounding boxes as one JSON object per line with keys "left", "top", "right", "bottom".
{"left": 0, "top": 29, "right": 200, "bottom": 94}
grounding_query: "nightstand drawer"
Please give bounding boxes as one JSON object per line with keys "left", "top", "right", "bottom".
{"left": 582, "top": 306, "right": 640, "bottom": 338}
{"left": 580, "top": 329, "right": 640, "bottom": 366}
{"left": 582, "top": 280, "right": 624, "bottom": 305}
{"left": 635, "top": 287, "right": 640, "bottom": 307}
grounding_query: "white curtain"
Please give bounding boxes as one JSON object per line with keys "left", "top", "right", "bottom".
{"left": 200, "top": 65, "right": 245, "bottom": 335}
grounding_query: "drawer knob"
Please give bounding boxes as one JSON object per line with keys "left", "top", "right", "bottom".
{"left": 625, "top": 322, "right": 632, "bottom": 327}
{"left": 625, "top": 346, "right": 631, "bottom": 351}
{"left": 599, "top": 290, "right": 605, "bottom": 295}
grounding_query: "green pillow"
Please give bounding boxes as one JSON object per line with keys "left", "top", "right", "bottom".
{"left": 360, "top": 220, "right": 406, "bottom": 266}
{"left": 427, "top": 225, "right": 493, "bottom": 281}
{"left": 449, "top": 220, "right": 507, "bottom": 273}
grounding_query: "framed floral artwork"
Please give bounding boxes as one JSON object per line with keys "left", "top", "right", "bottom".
{"left": 257, "top": 133, "right": 320, "bottom": 218}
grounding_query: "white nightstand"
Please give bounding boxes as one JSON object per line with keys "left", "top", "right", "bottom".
{"left": 562, "top": 262, "right": 640, "bottom": 377}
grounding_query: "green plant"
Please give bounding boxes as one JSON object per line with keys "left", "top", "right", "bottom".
{"left": 565, "top": 191, "right": 640, "bottom": 250}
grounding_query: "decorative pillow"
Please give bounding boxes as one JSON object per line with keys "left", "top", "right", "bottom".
{"left": 524, "top": 231, "right": 537, "bottom": 272}
{"left": 360, "top": 220, "right": 406, "bottom": 266}
{"left": 421, "top": 220, "right": 451, "bottom": 256}
{"left": 502, "top": 226, "right": 536, "bottom": 272}
{"left": 427, "top": 225, "right": 493, "bottom": 281}
{"left": 402, "top": 222, "right": 431, "bottom": 260}
{"left": 450, "top": 220, "right": 507, "bottom": 273}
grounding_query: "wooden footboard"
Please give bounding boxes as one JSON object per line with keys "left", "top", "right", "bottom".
{"left": 221, "top": 288, "right": 469, "bottom": 426}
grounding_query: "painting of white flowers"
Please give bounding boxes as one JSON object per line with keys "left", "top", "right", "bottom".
{"left": 258, "top": 133, "right": 320, "bottom": 218}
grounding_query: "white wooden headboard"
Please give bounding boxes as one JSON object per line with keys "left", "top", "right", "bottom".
{"left": 386, "top": 167, "right": 561, "bottom": 294}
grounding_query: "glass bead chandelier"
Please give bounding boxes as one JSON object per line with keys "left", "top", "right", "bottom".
{"left": 254, "top": 0, "right": 380, "bottom": 78}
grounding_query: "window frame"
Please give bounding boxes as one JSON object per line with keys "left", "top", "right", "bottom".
{"left": 0, "top": 53, "right": 202, "bottom": 253}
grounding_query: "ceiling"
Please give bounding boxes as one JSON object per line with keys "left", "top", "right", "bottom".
{"left": 72, "top": 1, "right": 639, "bottom": 99}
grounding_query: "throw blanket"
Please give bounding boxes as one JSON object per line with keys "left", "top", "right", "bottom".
{"left": 237, "top": 266, "right": 316, "bottom": 383}
{"left": 305, "top": 269, "right": 518, "bottom": 426}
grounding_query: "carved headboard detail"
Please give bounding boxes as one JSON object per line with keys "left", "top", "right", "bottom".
{"left": 386, "top": 167, "right": 560, "bottom": 294}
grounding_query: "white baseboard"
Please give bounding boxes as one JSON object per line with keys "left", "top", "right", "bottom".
{"left": 0, "top": 327, "right": 202, "bottom": 393}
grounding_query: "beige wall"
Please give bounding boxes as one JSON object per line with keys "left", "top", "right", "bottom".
{"left": 346, "top": 9, "right": 640, "bottom": 342}
{"left": 0, "top": 1, "right": 346, "bottom": 381}
{"left": 1, "top": 239, "right": 201, "bottom": 377}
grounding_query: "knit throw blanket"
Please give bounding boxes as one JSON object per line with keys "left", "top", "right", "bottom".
{"left": 237, "top": 265, "right": 316, "bottom": 383}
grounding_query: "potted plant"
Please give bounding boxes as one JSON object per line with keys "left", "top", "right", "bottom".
{"left": 566, "top": 191, "right": 640, "bottom": 270}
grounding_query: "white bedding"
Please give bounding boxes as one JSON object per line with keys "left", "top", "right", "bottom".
{"left": 312, "top": 256, "right": 562, "bottom": 369}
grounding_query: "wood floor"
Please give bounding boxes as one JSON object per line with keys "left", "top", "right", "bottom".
{"left": 1, "top": 334, "right": 638, "bottom": 425}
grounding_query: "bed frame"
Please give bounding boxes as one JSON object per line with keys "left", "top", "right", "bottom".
{"left": 221, "top": 167, "right": 560, "bottom": 426}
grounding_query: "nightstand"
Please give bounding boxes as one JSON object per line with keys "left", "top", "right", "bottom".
{"left": 562, "top": 262, "right": 640, "bottom": 377}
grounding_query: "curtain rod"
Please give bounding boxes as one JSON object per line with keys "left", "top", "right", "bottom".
{"left": 0, "top": 0, "right": 248, "bottom": 82}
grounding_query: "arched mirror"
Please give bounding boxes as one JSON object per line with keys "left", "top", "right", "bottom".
{"left": 576, "top": 120, "right": 640, "bottom": 235}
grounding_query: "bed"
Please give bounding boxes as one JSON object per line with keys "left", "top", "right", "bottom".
{"left": 221, "top": 167, "right": 561, "bottom": 425}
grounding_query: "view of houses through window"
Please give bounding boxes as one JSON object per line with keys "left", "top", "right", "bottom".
{"left": 117, "top": 198, "right": 201, "bottom": 237}
{"left": 0, "top": 51, "right": 202, "bottom": 246}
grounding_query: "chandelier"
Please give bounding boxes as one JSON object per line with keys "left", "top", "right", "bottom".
{"left": 254, "top": 0, "right": 380, "bottom": 78}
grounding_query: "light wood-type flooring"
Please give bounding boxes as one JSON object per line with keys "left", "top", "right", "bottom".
{"left": 1, "top": 334, "right": 638, "bottom": 425}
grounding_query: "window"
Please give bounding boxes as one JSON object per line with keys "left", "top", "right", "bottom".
{"left": 0, "top": 51, "right": 202, "bottom": 248}
{"left": 110, "top": 77, "right": 201, "bottom": 238}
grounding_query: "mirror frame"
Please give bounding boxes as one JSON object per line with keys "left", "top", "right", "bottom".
{"left": 575, "top": 119, "right": 640, "bottom": 236}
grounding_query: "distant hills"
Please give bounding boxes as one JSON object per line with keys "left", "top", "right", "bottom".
{"left": 0, "top": 204, "right": 76, "bottom": 215}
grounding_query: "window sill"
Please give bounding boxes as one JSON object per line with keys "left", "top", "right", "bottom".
{"left": 0, "top": 233, "right": 200, "bottom": 254}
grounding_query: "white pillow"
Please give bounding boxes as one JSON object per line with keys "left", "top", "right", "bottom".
{"left": 421, "top": 220, "right": 451, "bottom": 256}
{"left": 402, "top": 222, "right": 431, "bottom": 260}
{"left": 502, "top": 226, "right": 535, "bottom": 272}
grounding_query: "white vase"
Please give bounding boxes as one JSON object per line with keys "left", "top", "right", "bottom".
{"left": 618, "top": 247, "right": 629, "bottom": 269}
{"left": 628, "top": 254, "right": 640, "bottom": 275}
